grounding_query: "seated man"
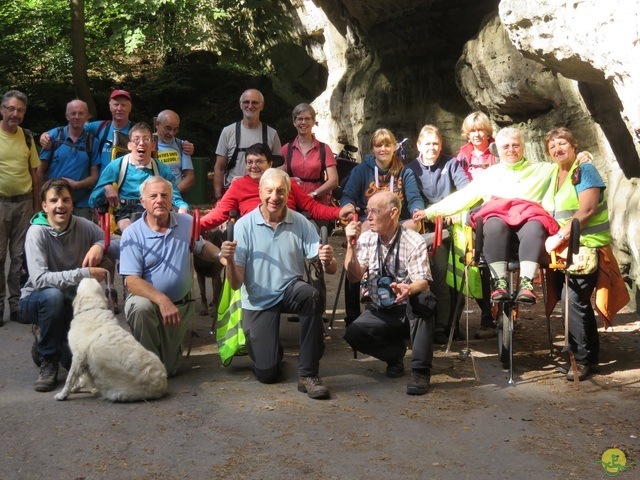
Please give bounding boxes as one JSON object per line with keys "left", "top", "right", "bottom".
{"left": 221, "top": 169, "right": 337, "bottom": 399}
{"left": 344, "top": 191, "right": 436, "bottom": 395}
{"left": 19, "top": 178, "right": 116, "bottom": 392}
{"left": 120, "top": 176, "right": 220, "bottom": 375}
{"left": 89, "top": 122, "right": 188, "bottom": 232}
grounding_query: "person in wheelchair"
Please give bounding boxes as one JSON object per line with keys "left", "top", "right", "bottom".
{"left": 344, "top": 191, "right": 436, "bottom": 396}
{"left": 89, "top": 122, "right": 188, "bottom": 233}
{"left": 413, "top": 127, "right": 560, "bottom": 304}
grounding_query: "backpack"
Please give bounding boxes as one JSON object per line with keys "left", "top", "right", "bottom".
{"left": 285, "top": 140, "right": 326, "bottom": 183}
{"left": 48, "top": 126, "right": 95, "bottom": 166}
{"left": 226, "top": 121, "right": 269, "bottom": 173}
{"left": 23, "top": 128, "right": 33, "bottom": 151}
{"left": 115, "top": 155, "right": 159, "bottom": 191}
{"left": 96, "top": 120, "right": 132, "bottom": 155}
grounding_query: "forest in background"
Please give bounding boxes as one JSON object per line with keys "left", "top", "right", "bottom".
{"left": 0, "top": 0, "right": 318, "bottom": 156}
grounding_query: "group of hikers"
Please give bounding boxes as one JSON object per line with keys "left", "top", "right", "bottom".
{"left": 0, "top": 86, "right": 628, "bottom": 399}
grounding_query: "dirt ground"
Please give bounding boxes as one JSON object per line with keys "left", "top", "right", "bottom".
{"left": 1, "top": 232, "right": 639, "bottom": 480}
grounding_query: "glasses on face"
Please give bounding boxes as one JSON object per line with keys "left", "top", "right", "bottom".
{"left": 500, "top": 143, "right": 522, "bottom": 151}
{"left": 365, "top": 207, "right": 388, "bottom": 217}
{"left": 241, "top": 100, "right": 262, "bottom": 106}
{"left": 130, "top": 137, "right": 152, "bottom": 145}
{"left": 246, "top": 159, "right": 266, "bottom": 167}
{"left": 2, "top": 105, "right": 26, "bottom": 115}
{"left": 295, "top": 116, "right": 314, "bottom": 123}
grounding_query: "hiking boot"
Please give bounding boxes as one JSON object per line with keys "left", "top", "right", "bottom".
{"left": 433, "top": 331, "right": 449, "bottom": 345}
{"left": 557, "top": 363, "right": 599, "bottom": 375}
{"left": 474, "top": 326, "right": 497, "bottom": 340}
{"left": 386, "top": 358, "right": 405, "bottom": 378}
{"left": 297, "top": 375, "right": 330, "bottom": 399}
{"left": 406, "top": 370, "right": 430, "bottom": 395}
{"left": 515, "top": 276, "right": 536, "bottom": 304}
{"left": 106, "top": 288, "right": 119, "bottom": 314}
{"left": 31, "top": 325, "right": 42, "bottom": 366}
{"left": 34, "top": 357, "right": 59, "bottom": 392}
{"left": 490, "top": 277, "right": 509, "bottom": 302}
{"left": 565, "top": 363, "right": 591, "bottom": 382}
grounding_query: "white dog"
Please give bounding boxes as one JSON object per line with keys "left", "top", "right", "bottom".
{"left": 55, "top": 278, "right": 168, "bottom": 402}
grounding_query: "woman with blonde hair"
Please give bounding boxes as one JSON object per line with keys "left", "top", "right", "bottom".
{"left": 456, "top": 111, "right": 498, "bottom": 180}
{"left": 340, "top": 128, "right": 423, "bottom": 232}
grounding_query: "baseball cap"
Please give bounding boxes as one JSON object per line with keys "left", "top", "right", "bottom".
{"left": 110, "top": 89, "right": 131, "bottom": 101}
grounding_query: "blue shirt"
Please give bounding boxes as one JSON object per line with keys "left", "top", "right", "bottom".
{"left": 88, "top": 154, "right": 189, "bottom": 210}
{"left": 157, "top": 139, "right": 194, "bottom": 185}
{"left": 574, "top": 163, "right": 606, "bottom": 196}
{"left": 234, "top": 206, "right": 319, "bottom": 310}
{"left": 406, "top": 154, "right": 470, "bottom": 206}
{"left": 120, "top": 212, "right": 204, "bottom": 302}
{"left": 39, "top": 126, "right": 100, "bottom": 207}
{"left": 85, "top": 120, "right": 132, "bottom": 174}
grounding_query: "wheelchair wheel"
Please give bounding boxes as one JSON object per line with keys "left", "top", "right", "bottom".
{"left": 496, "top": 303, "right": 512, "bottom": 368}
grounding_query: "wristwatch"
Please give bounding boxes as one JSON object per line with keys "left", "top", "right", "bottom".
{"left": 310, "top": 191, "right": 318, "bottom": 198}
{"left": 216, "top": 251, "right": 223, "bottom": 261}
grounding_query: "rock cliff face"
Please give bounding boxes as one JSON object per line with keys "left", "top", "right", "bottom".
{"left": 285, "top": 0, "right": 640, "bottom": 309}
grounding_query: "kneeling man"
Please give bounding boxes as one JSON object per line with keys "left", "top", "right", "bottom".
{"left": 120, "top": 176, "right": 220, "bottom": 375}
{"left": 344, "top": 191, "right": 436, "bottom": 395}
{"left": 221, "top": 169, "right": 337, "bottom": 399}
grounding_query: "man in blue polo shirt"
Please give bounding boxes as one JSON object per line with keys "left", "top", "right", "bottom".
{"left": 221, "top": 168, "right": 337, "bottom": 399}
{"left": 120, "top": 176, "right": 221, "bottom": 375}
{"left": 37, "top": 99, "right": 100, "bottom": 219}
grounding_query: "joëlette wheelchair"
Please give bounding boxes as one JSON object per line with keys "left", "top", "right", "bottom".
{"left": 444, "top": 216, "right": 564, "bottom": 385}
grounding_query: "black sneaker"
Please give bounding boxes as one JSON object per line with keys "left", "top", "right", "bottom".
{"left": 386, "top": 359, "right": 405, "bottom": 378}
{"left": 407, "top": 370, "right": 430, "bottom": 395}
{"left": 297, "top": 375, "right": 330, "bottom": 399}
{"left": 34, "top": 357, "right": 59, "bottom": 392}
{"left": 433, "top": 331, "right": 448, "bottom": 345}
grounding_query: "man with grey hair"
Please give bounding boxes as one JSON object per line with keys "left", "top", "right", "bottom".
{"left": 155, "top": 109, "right": 194, "bottom": 195}
{"left": 345, "top": 190, "right": 436, "bottom": 395}
{"left": 213, "top": 89, "right": 281, "bottom": 201}
{"left": 120, "top": 176, "right": 221, "bottom": 375}
{"left": 0, "top": 90, "right": 40, "bottom": 325}
{"left": 37, "top": 99, "right": 100, "bottom": 220}
{"left": 221, "top": 168, "right": 336, "bottom": 399}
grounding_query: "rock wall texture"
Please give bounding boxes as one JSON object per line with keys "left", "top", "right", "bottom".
{"left": 286, "top": 0, "right": 640, "bottom": 309}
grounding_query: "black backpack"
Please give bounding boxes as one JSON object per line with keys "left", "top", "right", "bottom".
{"left": 226, "top": 121, "right": 269, "bottom": 172}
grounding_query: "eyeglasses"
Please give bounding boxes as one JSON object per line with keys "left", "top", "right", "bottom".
{"left": 241, "top": 100, "right": 262, "bottom": 106}
{"left": 130, "top": 137, "right": 152, "bottom": 145}
{"left": 365, "top": 207, "right": 388, "bottom": 217}
{"left": 295, "top": 117, "right": 314, "bottom": 123}
{"left": 500, "top": 143, "right": 522, "bottom": 151}
{"left": 1, "top": 105, "right": 26, "bottom": 114}
{"left": 246, "top": 159, "right": 266, "bottom": 167}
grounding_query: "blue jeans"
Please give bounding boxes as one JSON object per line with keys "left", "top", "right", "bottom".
{"left": 19, "top": 288, "right": 73, "bottom": 368}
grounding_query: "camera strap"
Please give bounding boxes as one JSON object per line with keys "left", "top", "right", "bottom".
{"left": 377, "top": 225, "right": 402, "bottom": 278}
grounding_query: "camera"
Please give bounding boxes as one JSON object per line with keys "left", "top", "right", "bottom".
{"left": 376, "top": 276, "right": 396, "bottom": 308}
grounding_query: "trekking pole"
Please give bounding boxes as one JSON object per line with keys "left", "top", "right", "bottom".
{"left": 329, "top": 213, "right": 357, "bottom": 329}
{"left": 550, "top": 218, "right": 581, "bottom": 384}
{"left": 187, "top": 209, "right": 201, "bottom": 358}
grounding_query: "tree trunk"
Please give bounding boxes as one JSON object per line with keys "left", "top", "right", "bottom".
{"left": 70, "top": 0, "right": 96, "bottom": 117}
